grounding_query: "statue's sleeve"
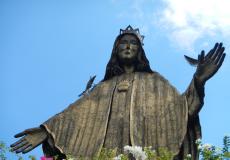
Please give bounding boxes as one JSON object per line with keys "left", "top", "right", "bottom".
{"left": 182, "top": 76, "right": 205, "bottom": 117}
{"left": 177, "top": 76, "right": 205, "bottom": 159}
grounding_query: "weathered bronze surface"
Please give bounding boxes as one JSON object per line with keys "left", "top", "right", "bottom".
{"left": 11, "top": 26, "right": 226, "bottom": 160}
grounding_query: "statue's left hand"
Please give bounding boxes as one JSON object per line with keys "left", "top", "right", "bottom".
{"left": 194, "top": 43, "right": 226, "bottom": 84}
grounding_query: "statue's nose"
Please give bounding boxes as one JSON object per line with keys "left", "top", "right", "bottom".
{"left": 126, "top": 43, "right": 130, "bottom": 49}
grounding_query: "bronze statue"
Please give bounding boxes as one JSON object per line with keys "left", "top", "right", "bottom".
{"left": 11, "top": 26, "right": 226, "bottom": 160}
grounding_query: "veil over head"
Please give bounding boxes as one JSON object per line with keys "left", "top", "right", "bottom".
{"left": 103, "top": 32, "right": 153, "bottom": 81}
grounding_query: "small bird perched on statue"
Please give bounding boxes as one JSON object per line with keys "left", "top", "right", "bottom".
{"left": 78, "top": 75, "right": 96, "bottom": 97}
{"left": 184, "top": 55, "right": 199, "bottom": 66}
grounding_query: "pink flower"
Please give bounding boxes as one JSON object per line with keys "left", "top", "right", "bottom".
{"left": 40, "top": 156, "right": 53, "bottom": 160}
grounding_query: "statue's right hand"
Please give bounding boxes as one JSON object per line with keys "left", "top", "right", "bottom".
{"left": 10, "top": 127, "right": 48, "bottom": 154}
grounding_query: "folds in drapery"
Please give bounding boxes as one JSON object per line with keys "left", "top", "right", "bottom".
{"left": 41, "top": 72, "right": 201, "bottom": 159}
{"left": 42, "top": 78, "right": 117, "bottom": 159}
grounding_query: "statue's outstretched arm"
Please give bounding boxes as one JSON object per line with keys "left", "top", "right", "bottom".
{"left": 10, "top": 127, "right": 48, "bottom": 154}
{"left": 183, "top": 43, "right": 226, "bottom": 117}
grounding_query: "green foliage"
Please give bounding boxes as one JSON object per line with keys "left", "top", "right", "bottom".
{"left": 0, "top": 141, "right": 7, "bottom": 160}
{"left": 157, "top": 147, "right": 174, "bottom": 160}
{"left": 223, "top": 135, "right": 230, "bottom": 155}
{"left": 144, "top": 147, "right": 157, "bottom": 160}
{"left": 196, "top": 135, "right": 230, "bottom": 160}
{"left": 94, "top": 148, "right": 117, "bottom": 160}
{"left": 29, "top": 155, "right": 37, "bottom": 160}
{"left": 223, "top": 135, "right": 230, "bottom": 159}
{"left": 0, "top": 141, "right": 37, "bottom": 160}
{"left": 143, "top": 147, "right": 174, "bottom": 160}
{"left": 119, "top": 154, "right": 129, "bottom": 160}
{"left": 1, "top": 135, "right": 230, "bottom": 160}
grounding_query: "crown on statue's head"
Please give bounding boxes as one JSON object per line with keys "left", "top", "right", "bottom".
{"left": 120, "top": 25, "right": 145, "bottom": 45}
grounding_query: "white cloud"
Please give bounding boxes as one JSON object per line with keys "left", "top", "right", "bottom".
{"left": 158, "top": 0, "right": 230, "bottom": 51}
{"left": 112, "top": 0, "right": 230, "bottom": 52}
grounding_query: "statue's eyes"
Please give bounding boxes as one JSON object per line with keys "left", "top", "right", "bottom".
{"left": 119, "top": 39, "right": 138, "bottom": 45}
{"left": 120, "top": 40, "right": 128, "bottom": 44}
{"left": 130, "top": 40, "right": 138, "bottom": 45}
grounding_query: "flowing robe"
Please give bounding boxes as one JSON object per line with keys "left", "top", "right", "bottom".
{"left": 41, "top": 72, "right": 204, "bottom": 160}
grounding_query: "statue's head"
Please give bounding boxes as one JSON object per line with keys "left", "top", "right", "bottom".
{"left": 103, "top": 25, "right": 153, "bottom": 81}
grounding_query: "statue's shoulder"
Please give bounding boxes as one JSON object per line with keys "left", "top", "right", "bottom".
{"left": 140, "top": 71, "right": 169, "bottom": 83}
{"left": 140, "top": 71, "right": 180, "bottom": 94}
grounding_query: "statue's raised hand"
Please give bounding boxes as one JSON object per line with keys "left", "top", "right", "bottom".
{"left": 194, "top": 43, "right": 226, "bottom": 84}
{"left": 11, "top": 127, "right": 47, "bottom": 154}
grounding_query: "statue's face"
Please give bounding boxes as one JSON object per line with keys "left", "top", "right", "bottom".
{"left": 117, "top": 34, "right": 139, "bottom": 63}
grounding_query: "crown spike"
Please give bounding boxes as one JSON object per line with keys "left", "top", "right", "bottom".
{"left": 120, "top": 25, "right": 144, "bottom": 45}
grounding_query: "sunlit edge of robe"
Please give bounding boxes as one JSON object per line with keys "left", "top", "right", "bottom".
{"left": 41, "top": 72, "right": 202, "bottom": 159}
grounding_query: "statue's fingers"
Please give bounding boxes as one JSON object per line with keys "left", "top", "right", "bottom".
{"left": 206, "top": 49, "right": 213, "bottom": 58}
{"left": 10, "top": 138, "right": 25, "bottom": 147}
{"left": 15, "top": 144, "right": 31, "bottom": 154}
{"left": 207, "top": 43, "right": 218, "bottom": 58}
{"left": 200, "top": 50, "right": 205, "bottom": 63}
{"left": 217, "top": 53, "right": 226, "bottom": 68}
{"left": 24, "top": 127, "right": 41, "bottom": 132}
{"left": 14, "top": 131, "right": 27, "bottom": 138}
{"left": 198, "top": 54, "right": 201, "bottom": 62}
{"left": 205, "top": 58, "right": 212, "bottom": 64}
{"left": 14, "top": 128, "right": 40, "bottom": 138}
{"left": 22, "top": 145, "right": 33, "bottom": 154}
{"left": 214, "top": 47, "right": 225, "bottom": 64}
{"left": 212, "top": 43, "right": 223, "bottom": 60}
{"left": 11, "top": 140, "right": 28, "bottom": 152}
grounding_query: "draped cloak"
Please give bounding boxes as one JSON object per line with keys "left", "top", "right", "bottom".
{"left": 41, "top": 72, "right": 204, "bottom": 160}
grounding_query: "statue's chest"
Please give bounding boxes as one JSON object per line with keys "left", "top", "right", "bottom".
{"left": 110, "top": 73, "right": 134, "bottom": 117}
{"left": 103, "top": 74, "right": 135, "bottom": 148}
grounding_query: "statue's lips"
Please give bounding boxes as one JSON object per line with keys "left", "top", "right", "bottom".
{"left": 124, "top": 50, "right": 131, "bottom": 55}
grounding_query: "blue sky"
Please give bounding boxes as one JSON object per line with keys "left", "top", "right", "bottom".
{"left": 1, "top": 0, "right": 230, "bottom": 158}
